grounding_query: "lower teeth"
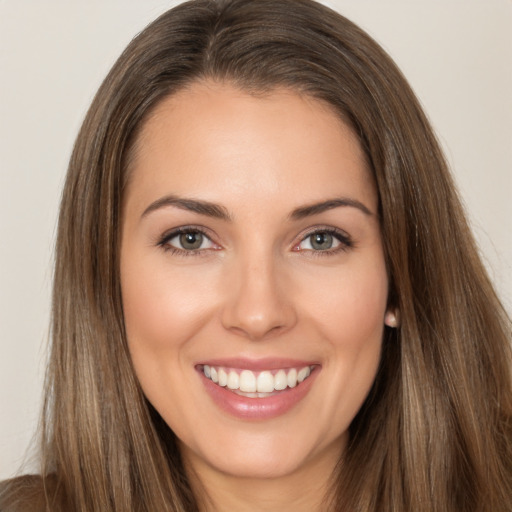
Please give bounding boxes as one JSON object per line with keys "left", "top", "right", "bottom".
{"left": 232, "top": 389, "right": 279, "bottom": 398}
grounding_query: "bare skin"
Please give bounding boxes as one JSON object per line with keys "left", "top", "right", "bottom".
{"left": 120, "top": 81, "right": 391, "bottom": 511}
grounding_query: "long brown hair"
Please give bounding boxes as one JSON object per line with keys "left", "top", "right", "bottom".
{"left": 2, "top": 1, "right": 511, "bottom": 510}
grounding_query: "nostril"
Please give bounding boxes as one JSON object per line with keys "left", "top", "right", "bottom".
{"left": 220, "top": 261, "right": 298, "bottom": 339}
{"left": 221, "top": 303, "right": 297, "bottom": 341}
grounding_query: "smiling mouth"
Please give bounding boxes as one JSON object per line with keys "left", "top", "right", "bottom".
{"left": 200, "top": 365, "right": 314, "bottom": 397}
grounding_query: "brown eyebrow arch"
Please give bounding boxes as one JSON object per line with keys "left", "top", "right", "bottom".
{"left": 290, "top": 198, "right": 373, "bottom": 220}
{"left": 141, "top": 195, "right": 232, "bottom": 221}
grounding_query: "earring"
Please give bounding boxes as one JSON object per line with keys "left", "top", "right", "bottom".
{"left": 384, "top": 309, "right": 400, "bottom": 328}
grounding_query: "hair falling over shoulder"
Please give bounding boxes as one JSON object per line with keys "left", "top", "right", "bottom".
{"left": 1, "top": 0, "right": 511, "bottom": 510}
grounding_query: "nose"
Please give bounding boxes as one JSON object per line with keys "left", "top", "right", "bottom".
{"left": 221, "top": 251, "right": 297, "bottom": 341}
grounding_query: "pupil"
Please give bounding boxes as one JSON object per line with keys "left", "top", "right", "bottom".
{"left": 311, "top": 232, "right": 333, "bottom": 250}
{"left": 180, "top": 232, "right": 203, "bottom": 250}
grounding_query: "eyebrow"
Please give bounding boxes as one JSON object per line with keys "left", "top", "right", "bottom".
{"left": 141, "top": 195, "right": 372, "bottom": 222}
{"left": 141, "top": 195, "right": 232, "bottom": 221}
{"left": 290, "top": 198, "right": 373, "bottom": 219}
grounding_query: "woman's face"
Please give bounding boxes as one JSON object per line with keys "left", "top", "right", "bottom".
{"left": 120, "top": 82, "right": 390, "bottom": 483}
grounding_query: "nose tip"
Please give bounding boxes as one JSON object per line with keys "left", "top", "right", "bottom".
{"left": 221, "top": 260, "right": 297, "bottom": 341}
{"left": 225, "top": 305, "right": 290, "bottom": 341}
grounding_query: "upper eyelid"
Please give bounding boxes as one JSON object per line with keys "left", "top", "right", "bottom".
{"left": 156, "top": 224, "right": 353, "bottom": 251}
{"left": 159, "top": 225, "right": 215, "bottom": 242}
{"left": 156, "top": 226, "right": 220, "bottom": 256}
{"left": 293, "top": 226, "right": 354, "bottom": 252}
{"left": 297, "top": 225, "right": 351, "bottom": 242}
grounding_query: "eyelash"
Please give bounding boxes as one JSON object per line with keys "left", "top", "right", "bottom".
{"left": 156, "top": 226, "right": 354, "bottom": 257}
{"left": 294, "top": 227, "right": 354, "bottom": 257}
{"left": 157, "top": 226, "right": 217, "bottom": 257}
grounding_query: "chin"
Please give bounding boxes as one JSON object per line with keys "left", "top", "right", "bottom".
{"left": 179, "top": 424, "right": 346, "bottom": 482}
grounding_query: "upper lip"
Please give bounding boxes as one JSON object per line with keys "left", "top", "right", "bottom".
{"left": 196, "top": 357, "right": 320, "bottom": 371}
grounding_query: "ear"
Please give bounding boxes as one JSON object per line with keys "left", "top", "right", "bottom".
{"left": 384, "top": 308, "right": 400, "bottom": 328}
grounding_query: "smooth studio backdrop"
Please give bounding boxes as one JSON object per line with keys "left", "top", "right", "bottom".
{"left": 1, "top": 0, "right": 511, "bottom": 479}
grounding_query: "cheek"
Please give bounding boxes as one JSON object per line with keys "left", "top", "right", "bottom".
{"left": 298, "top": 262, "right": 387, "bottom": 429}
{"left": 120, "top": 256, "right": 224, "bottom": 417}
{"left": 300, "top": 259, "right": 387, "bottom": 393}
{"left": 302, "top": 260, "right": 388, "bottom": 344}
{"left": 121, "top": 257, "right": 219, "bottom": 355}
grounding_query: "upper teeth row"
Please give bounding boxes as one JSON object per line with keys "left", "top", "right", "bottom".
{"left": 203, "top": 365, "right": 312, "bottom": 393}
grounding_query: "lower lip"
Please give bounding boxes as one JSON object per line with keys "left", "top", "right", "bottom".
{"left": 199, "top": 368, "right": 318, "bottom": 420}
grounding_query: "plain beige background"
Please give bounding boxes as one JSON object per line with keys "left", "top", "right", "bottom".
{"left": 1, "top": 0, "right": 511, "bottom": 480}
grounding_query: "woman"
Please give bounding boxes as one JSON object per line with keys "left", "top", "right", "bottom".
{"left": 1, "top": 0, "right": 511, "bottom": 510}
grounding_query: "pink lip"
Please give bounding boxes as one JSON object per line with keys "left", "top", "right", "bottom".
{"left": 197, "top": 357, "right": 318, "bottom": 372}
{"left": 197, "top": 361, "right": 320, "bottom": 420}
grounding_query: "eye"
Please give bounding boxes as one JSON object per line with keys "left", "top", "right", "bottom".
{"left": 295, "top": 228, "right": 352, "bottom": 253}
{"left": 158, "top": 228, "right": 218, "bottom": 253}
{"left": 175, "top": 231, "right": 207, "bottom": 250}
{"left": 301, "top": 232, "right": 338, "bottom": 251}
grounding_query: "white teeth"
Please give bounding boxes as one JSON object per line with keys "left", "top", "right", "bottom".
{"left": 234, "top": 390, "right": 259, "bottom": 397}
{"left": 287, "top": 368, "right": 298, "bottom": 388}
{"left": 297, "top": 366, "right": 311, "bottom": 383}
{"left": 274, "top": 369, "right": 288, "bottom": 391}
{"left": 203, "top": 365, "right": 314, "bottom": 394}
{"left": 234, "top": 390, "right": 271, "bottom": 398}
{"left": 256, "top": 371, "right": 274, "bottom": 393}
{"left": 218, "top": 368, "right": 228, "bottom": 387}
{"left": 239, "top": 370, "right": 257, "bottom": 392}
{"left": 227, "top": 371, "right": 239, "bottom": 390}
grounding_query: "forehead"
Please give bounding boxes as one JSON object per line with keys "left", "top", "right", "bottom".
{"left": 125, "top": 81, "right": 377, "bottom": 214}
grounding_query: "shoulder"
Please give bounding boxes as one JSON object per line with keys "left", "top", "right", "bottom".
{"left": 0, "top": 474, "right": 65, "bottom": 512}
